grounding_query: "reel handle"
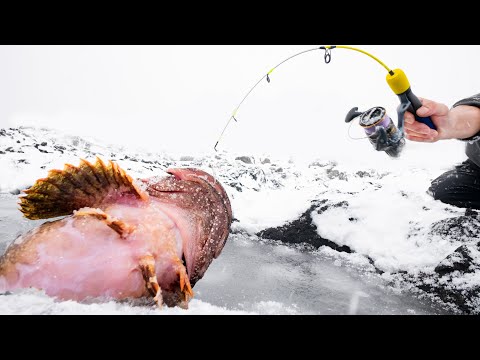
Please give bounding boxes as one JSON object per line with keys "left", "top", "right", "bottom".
{"left": 345, "top": 107, "right": 363, "bottom": 123}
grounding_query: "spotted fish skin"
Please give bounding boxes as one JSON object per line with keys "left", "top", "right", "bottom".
{"left": 0, "top": 158, "right": 232, "bottom": 308}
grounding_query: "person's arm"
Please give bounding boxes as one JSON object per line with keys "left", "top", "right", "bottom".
{"left": 404, "top": 94, "right": 480, "bottom": 143}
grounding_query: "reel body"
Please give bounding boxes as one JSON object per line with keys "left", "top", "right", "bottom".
{"left": 345, "top": 99, "right": 411, "bottom": 158}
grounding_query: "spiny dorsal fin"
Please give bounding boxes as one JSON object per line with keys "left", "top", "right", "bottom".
{"left": 19, "top": 157, "right": 149, "bottom": 220}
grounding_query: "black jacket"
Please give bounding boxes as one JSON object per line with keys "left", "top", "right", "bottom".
{"left": 453, "top": 94, "right": 480, "bottom": 167}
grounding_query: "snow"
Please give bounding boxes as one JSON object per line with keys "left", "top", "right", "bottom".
{"left": 0, "top": 290, "right": 254, "bottom": 315}
{"left": 0, "top": 126, "right": 478, "bottom": 314}
{"left": 311, "top": 172, "right": 465, "bottom": 273}
{"left": 232, "top": 187, "right": 316, "bottom": 234}
{"left": 0, "top": 195, "right": 446, "bottom": 314}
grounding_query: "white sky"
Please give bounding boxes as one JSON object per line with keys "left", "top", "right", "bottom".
{"left": 1, "top": 45, "right": 479, "bottom": 166}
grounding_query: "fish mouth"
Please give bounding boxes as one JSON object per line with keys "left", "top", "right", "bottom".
{"left": 166, "top": 168, "right": 232, "bottom": 225}
{"left": 142, "top": 168, "right": 232, "bottom": 286}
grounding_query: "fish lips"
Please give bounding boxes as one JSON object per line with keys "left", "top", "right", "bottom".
{"left": 166, "top": 168, "right": 232, "bottom": 226}
{"left": 167, "top": 167, "right": 232, "bottom": 255}
{"left": 146, "top": 168, "right": 232, "bottom": 285}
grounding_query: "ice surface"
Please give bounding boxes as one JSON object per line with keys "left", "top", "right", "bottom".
{"left": 1, "top": 126, "right": 475, "bottom": 314}
{"left": 195, "top": 234, "right": 449, "bottom": 314}
{"left": 0, "top": 195, "right": 448, "bottom": 314}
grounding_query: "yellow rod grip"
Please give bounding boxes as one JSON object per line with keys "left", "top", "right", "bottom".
{"left": 386, "top": 68, "right": 411, "bottom": 95}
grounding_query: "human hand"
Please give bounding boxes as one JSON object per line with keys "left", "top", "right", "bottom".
{"left": 404, "top": 98, "right": 448, "bottom": 143}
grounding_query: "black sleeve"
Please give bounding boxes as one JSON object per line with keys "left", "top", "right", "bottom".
{"left": 452, "top": 93, "right": 480, "bottom": 142}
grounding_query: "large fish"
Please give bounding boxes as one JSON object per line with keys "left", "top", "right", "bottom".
{"left": 0, "top": 158, "right": 232, "bottom": 308}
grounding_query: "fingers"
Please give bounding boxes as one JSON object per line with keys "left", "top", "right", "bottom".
{"left": 405, "top": 129, "right": 439, "bottom": 142}
{"left": 405, "top": 133, "right": 438, "bottom": 143}
{"left": 415, "top": 98, "right": 449, "bottom": 117}
{"left": 404, "top": 111, "right": 416, "bottom": 125}
{"left": 405, "top": 127, "right": 439, "bottom": 142}
{"left": 404, "top": 111, "right": 439, "bottom": 142}
{"left": 405, "top": 118, "right": 433, "bottom": 135}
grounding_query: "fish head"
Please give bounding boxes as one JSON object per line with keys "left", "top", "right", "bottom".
{"left": 141, "top": 168, "right": 232, "bottom": 286}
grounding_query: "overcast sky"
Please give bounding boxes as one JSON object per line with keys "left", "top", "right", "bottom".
{"left": 1, "top": 45, "right": 479, "bottom": 166}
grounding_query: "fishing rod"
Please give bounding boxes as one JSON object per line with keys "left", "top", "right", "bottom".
{"left": 213, "top": 45, "right": 436, "bottom": 158}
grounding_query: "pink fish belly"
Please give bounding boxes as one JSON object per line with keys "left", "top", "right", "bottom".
{"left": 0, "top": 200, "right": 187, "bottom": 302}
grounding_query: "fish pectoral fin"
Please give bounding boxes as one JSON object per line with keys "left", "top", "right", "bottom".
{"left": 139, "top": 254, "right": 163, "bottom": 308}
{"left": 74, "top": 208, "right": 135, "bottom": 239}
{"left": 19, "top": 157, "right": 149, "bottom": 220}
{"left": 161, "top": 261, "right": 192, "bottom": 310}
{"left": 176, "top": 258, "right": 194, "bottom": 300}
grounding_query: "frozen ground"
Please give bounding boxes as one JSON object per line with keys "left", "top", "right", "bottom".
{"left": 0, "top": 195, "right": 447, "bottom": 315}
{"left": 1, "top": 126, "right": 478, "bottom": 314}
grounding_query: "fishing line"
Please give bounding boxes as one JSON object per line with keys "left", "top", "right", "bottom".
{"left": 347, "top": 120, "right": 369, "bottom": 140}
{"left": 213, "top": 45, "right": 394, "bottom": 151}
{"left": 214, "top": 46, "right": 321, "bottom": 152}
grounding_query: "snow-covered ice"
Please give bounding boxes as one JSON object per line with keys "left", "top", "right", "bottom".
{"left": 1, "top": 126, "right": 478, "bottom": 314}
{"left": 0, "top": 195, "right": 447, "bottom": 315}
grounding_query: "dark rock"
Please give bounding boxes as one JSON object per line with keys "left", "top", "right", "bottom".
{"left": 434, "top": 245, "right": 475, "bottom": 276}
{"left": 228, "top": 183, "right": 242, "bottom": 192}
{"left": 356, "top": 171, "right": 371, "bottom": 178}
{"left": 309, "top": 161, "right": 329, "bottom": 168}
{"left": 5, "top": 147, "right": 14, "bottom": 152}
{"left": 41, "top": 142, "right": 47, "bottom": 146}
{"left": 0, "top": 129, "right": 6, "bottom": 136}
{"left": 412, "top": 273, "right": 480, "bottom": 314}
{"left": 0, "top": 151, "right": 5, "bottom": 155}
{"left": 317, "top": 200, "right": 348, "bottom": 214}
{"left": 258, "top": 200, "right": 352, "bottom": 253}
{"left": 235, "top": 156, "right": 253, "bottom": 164}
{"left": 395, "top": 241, "right": 480, "bottom": 314}
{"left": 180, "top": 156, "right": 194, "bottom": 161}
{"left": 429, "top": 215, "right": 480, "bottom": 239}
{"left": 326, "top": 168, "right": 347, "bottom": 181}
{"left": 9, "top": 188, "right": 21, "bottom": 195}
{"left": 366, "top": 256, "right": 384, "bottom": 275}
{"left": 274, "top": 167, "right": 283, "bottom": 173}
{"left": 261, "top": 158, "right": 271, "bottom": 164}
{"left": 16, "top": 140, "right": 20, "bottom": 143}
{"left": 465, "top": 208, "right": 478, "bottom": 217}
{"left": 17, "top": 159, "right": 29, "bottom": 164}
{"left": 410, "top": 215, "right": 480, "bottom": 313}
